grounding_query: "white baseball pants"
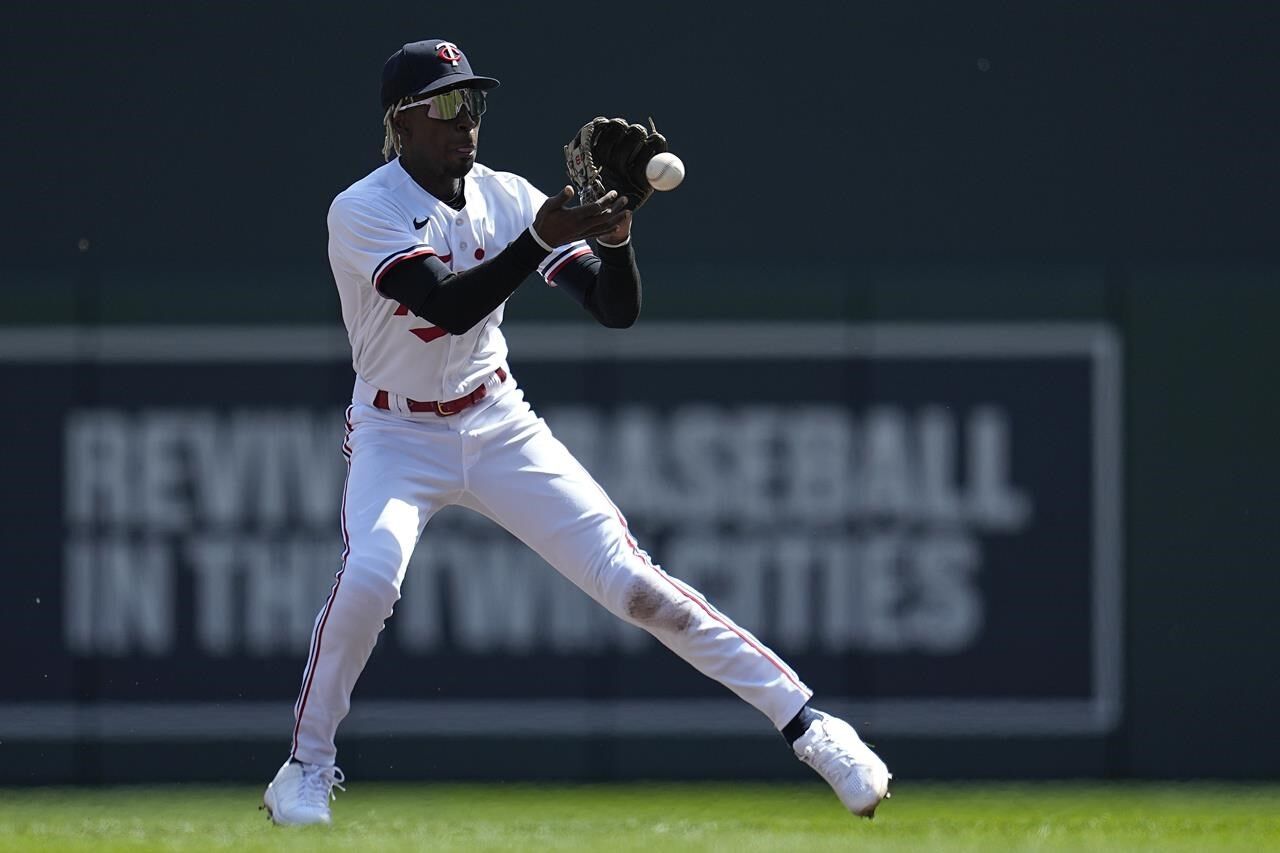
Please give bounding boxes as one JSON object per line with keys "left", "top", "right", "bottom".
{"left": 290, "top": 380, "right": 812, "bottom": 765}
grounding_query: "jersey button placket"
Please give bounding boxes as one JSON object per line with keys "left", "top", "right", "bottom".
{"left": 455, "top": 214, "right": 470, "bottom": 252}
{"left": 440, "top": 213, "right": 470, "bottom": 400}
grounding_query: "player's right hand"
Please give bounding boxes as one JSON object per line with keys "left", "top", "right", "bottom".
{"left": 532, "top": 186, "right": 630, "bottom": 247}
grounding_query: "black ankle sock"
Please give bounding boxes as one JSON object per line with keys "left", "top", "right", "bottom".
{"left": 782, "top": 704, "right": 820, "bottom": 746}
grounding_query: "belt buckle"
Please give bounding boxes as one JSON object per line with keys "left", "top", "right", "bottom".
{"left": 435, "top": 399, "right": 450, "bottom": 416}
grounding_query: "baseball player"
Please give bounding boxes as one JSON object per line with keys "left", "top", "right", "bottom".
{"left": 263, "top": 38, "right": 890, "bottom": 826}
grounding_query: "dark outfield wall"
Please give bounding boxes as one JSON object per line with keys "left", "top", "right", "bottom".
{"left": 1, "top": 268, "right": 1275, "bottom": 785}
{"left": 0, "top": 2, "right": 1277, "bottom": 783}
{"left": 1, "top": 1, "right": 1277, "bottom": 271}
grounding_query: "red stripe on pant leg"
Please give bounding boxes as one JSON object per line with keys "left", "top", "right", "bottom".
{"left": 290, "top": 408, "right": 354, "bottom": 757}
{"left": 586, "top": 476, "right": 808, "bottom": 694}
{"left": 290, "top": 571, "right": 344, "bottom": 757}
{"left": 295, "top": 406, "right": 353, "bottom": 721}
{"left": 294, "top": 454, "right": 347, "bottom": 720}
{"left": 657, "top": 570, "right": 808, "bottom": 693}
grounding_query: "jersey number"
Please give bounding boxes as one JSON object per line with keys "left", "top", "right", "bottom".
{"left": 394, "top": 303, "right": 448, "bottom": 343}
{"left": 393, "top": 250, "right": 451, "bottom": 344}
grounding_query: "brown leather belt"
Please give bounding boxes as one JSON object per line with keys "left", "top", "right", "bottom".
{"left": 373, "top": 367, "right": 507, "bottom": 416}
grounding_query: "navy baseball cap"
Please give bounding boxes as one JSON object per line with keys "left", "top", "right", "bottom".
{"left": 380, "top": 39, "right": 500, "bottom": 112}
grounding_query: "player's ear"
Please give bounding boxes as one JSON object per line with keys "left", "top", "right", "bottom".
{"left": 392, "top": 113, "right": 412, "bottom": 143}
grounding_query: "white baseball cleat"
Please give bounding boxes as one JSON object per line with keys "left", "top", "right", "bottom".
{"left": 793, "top": 711, "right": 892, "bottom": 818}
{"left": 261, "top": 760, "right": 345, "bottom": 826}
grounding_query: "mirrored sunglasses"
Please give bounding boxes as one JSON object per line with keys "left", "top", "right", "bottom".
{"left": 395, "top": 87, "right": 487, "bottom": 120}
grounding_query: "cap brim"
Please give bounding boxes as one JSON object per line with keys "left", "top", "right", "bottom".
{"left": 415, "top": 74, "right": 501, "bottom": 97}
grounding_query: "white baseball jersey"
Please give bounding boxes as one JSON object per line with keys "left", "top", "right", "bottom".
{"left": 327, "top": 159, "right": 591, "bottom": 401}
{"left": 288, "top": 154, "right": 818, "bottom": 779}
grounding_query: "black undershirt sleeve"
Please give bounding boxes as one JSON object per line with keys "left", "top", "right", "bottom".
{"left": 376, "top": 230, "right": 549, "bottom": 335}
{"left": 551, "top": 241, "right": 642, "bottom": 329}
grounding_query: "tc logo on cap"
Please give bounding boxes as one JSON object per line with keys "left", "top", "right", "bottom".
{"left": 436, "top": 42, "right": 462, "bottom": 66}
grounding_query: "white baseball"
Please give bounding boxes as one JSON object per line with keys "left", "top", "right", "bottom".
{"left": 645, "top": 152, "right": 686, "bottom": 191}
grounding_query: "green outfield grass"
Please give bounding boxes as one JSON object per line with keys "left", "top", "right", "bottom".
{"left": 0, "top": 782, "right": 1277, "bottom": 852}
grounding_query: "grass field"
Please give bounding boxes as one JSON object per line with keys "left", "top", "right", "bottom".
{"left": 1, "top": 782, "right": 1277, "bottom": 852}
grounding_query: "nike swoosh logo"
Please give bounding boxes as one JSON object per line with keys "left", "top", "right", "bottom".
{"left": 414, "top": 216, "right": 430, "bottom": 229}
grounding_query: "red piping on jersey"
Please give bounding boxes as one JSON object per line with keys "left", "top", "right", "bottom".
{"left": 291, "top": 406, "right": 354, "bottom": 758}
{"left": 545, "top": 245, "right": 593, "bottom": 282}
{"left": 373, "top": 247, "right": 437, "bottom": 292}
{"left": 589, "top": 479, "right": 809, "bottom": 695}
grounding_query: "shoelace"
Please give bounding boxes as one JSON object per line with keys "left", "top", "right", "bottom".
{"left": 300, "top": 764, "right": 346, "bottom": 807}
{"left": 800, "top": 722, "right": 860, "bottom": 778}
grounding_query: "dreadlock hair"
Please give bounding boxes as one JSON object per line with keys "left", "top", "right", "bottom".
{"left": 382, "top": 103, "right": 403, "bottom": 162}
